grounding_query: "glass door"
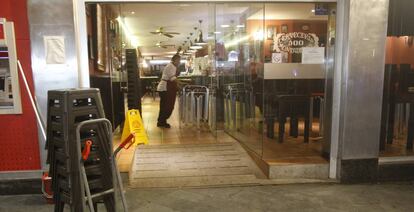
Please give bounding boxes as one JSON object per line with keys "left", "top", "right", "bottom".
{"left": 215, "top": 3, "right": 265, "bottom": 157}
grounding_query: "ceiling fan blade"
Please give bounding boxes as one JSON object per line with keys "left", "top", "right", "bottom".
{"left": 164, "top": 32, "right": 180, "bottom": 35}
{"left": 164, "top": 34, "right": 174, "bottom": 38}
{"left": 161, "top": 46, "right": 168, "bottom": 49}
{"left": 150, "top": 32, "right": 159, "bottom": 34}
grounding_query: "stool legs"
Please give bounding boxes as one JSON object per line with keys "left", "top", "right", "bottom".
{"left": 407, "top": 104, "right": 414, "bottom": 150}
{"left": 387, "top": 101, "right": 396, "bottom": 144}
{"left": 266, "top": 118, "right": 275, "bottom": 139}
{"left": 304, "top": 101, "right": 310, "bottom": 143}
{"left": 278, "top": 116, "right": 286, "bottom": 143}
{"left": 290, "top": 117, "right": 299, "bottom": 138}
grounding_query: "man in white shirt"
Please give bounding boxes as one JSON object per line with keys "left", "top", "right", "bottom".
{"left": 156, "top": 54, "right": 181, "bottom": 128}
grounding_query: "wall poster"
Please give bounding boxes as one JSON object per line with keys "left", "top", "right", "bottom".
{"left": 301, "top": 47, "right": 325, "bottom": 64}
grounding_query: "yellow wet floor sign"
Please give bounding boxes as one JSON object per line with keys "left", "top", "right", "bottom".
{"left": 121, "top": 109, "right": 148, "bottom": 145}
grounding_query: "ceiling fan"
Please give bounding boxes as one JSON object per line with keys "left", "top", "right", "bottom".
{"left": 155, "top": 41, "right": 175, "bottom": 49}
{"left": 150, "top": 27, "right": 180, "bottom": 38}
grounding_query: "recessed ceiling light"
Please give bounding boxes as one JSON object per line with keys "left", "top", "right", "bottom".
{"left": 190, "top": 45, "right": 203, "bottom": 50}
{"left": 221, "top": 24, "right": 230, "bottom": 28}
{"left": 311, "top": 9, "right": 315, "bottom": 13}
{"left": 236, "top": 25, "right": 245, "bottom": 28}
{"left": 131, "top": 11, "right": 135, "bottom": 14}
{"left": 214, "top": 31, "right": 222, "bottom": 34}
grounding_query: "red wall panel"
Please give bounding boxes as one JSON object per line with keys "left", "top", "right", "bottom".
{"left": 0, "top": 0, "right": 41, "bottom": 171}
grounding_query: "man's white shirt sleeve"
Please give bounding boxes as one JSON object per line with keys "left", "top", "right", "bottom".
{"left": 157, "top": 63, "right": 177, "bottom": 91}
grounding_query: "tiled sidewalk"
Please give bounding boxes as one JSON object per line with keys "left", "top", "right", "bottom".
{"left": 1, "top": 182, "right": 414, "bottom": 211}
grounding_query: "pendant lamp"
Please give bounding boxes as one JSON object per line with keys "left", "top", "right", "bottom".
{"left": 195, "top": 20, "right": 207, "bottom": 46}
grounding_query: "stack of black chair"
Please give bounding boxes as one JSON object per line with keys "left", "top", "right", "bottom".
{"left": 46, "top": 88, "right": 116, "bottom": 212}
{"left": 125, "top": 49, "right": 142, "bottom": 111}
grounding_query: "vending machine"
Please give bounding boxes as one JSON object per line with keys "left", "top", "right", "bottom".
{"left": 0, "top": 18, "right": 21, "bottom": 114}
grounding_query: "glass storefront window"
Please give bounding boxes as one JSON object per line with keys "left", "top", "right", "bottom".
{"left": 260, "top": 3, "right": 334, "bottom": 163}
{"left": 86, "top": 2, "right": 337, "bottom": 166}
{"left": 215, "top": 3, "right": 336, "bottom": 163}
{"left": 380, "top": 0, "right": 414, "bottom": 157}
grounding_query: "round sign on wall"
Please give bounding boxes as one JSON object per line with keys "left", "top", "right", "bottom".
{"left": 273, "top": 32, "right": 319, "bottom": 54}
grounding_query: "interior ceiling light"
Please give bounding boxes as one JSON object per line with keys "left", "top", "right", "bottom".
{"left": 131, "top": 11, "right": 135, "bottom": 14}
{"left": 117, "top": 16, "right": 139, "bottom": 47}
{"left": 236, "top": 25, "right": 245, "bottom": 28}
{"left": 190, "top": 46, "right": 202, "bottom": 50}
{"left": 190, "top": 41, "right": 203, "bottom": 50}
{"left": 213, "top": 31, "right": 222, "bottom": 34}
{"left": 220, "top": 24, "right": 230, "bottom": 28}
{"left": 224, "top": 35, "right": 250, "bottom": 48}
{"left": 150, "top": 59, "right": 186, "bottom": 65}
{"left": 188, "top": 33, "right": 202, "bottom": 49}
{"left": 195, "top": 20, "right": 207, "bottom": 46}
{"left": 185, "top": 36, "right": 192, "bottom": 50}
{"left": 141, "top": 59, "right": 148, "bottom": 68}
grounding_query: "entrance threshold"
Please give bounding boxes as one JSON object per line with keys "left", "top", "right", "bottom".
{"left": 379, "top": 156, "right": 414, "bottom": 165}
{"left": 128, "top": 141, "right": 266, "bottom": 188}
{"left": 240, "top": 142, "right": 330, "bottom": 180}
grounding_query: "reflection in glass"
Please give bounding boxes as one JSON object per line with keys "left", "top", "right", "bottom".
{"left": 380, "top": 1, "right": 414, "bottom": 157}
{"left": 216, "top": 3, "right": 265, "bottom": 157}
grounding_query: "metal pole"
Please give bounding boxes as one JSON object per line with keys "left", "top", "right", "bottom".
{"left": 191, "top": 91, "right": 195, "bottom": 125}
{"left": 17, "top": 60, "right": 46, "bottom": 141}
{"left": 197, "top": 95, "right": 202, "bottom": 129}
{"left": 186, "top": 92, "right": 191, "bottom": 124}
{"left": 320, "top": 97, "right": 325, "bottom": 136}
{"left": 204, "top": 88, "right": 209, "bottom": 120}
{"left": 224, "top": 93, "right": 229, "bottom": 130}
{"left": 230, "top": 91, "right": 236, "bottom": 130}
{"left": 309, "top": 97, "right": 314, "bottom": 135}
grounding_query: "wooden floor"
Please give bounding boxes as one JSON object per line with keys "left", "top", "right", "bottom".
{"left": 114, "top": 97, "right": 235, "bottom": 173}
{"left": 115, "top": 96, "right": 330, "bottom": 173}
{"left": 380, "top": 134, "right": 414, "bottom": 157}
{"left": 140, "top": 97, "right": 234, "bottom": 145}
{"left": 226, "top": 119, "right": 328, "bottom": 165}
